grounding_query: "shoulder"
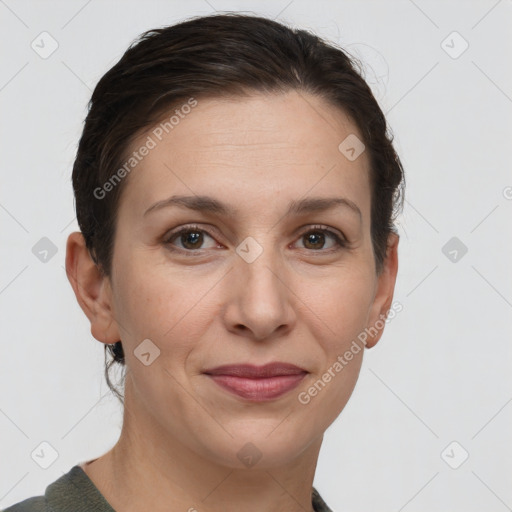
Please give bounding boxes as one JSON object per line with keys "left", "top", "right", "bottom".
{"left": 312, "top": 486, "right": 333, "bottom": 512}
{"left": 2, "top": 465, "right": 112, "bottom": 512}
{"left": 1, "top": 496, "right": 49, "bottom": 512}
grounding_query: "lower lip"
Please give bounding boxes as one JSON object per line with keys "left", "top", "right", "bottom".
{"left": 206, "top": 373, "right": 307, "bottom": 401}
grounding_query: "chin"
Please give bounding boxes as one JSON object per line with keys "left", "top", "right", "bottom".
{"left": 197, "top": 422, "right": 320, "bottom": 470}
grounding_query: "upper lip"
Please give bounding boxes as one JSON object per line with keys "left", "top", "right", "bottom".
{"left": 203, "top": 362, "right": 307, "bottom": 378}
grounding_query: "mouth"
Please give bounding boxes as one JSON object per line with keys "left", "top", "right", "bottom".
{"left": 203, "top": 362, "right": 308, "bottom": 402}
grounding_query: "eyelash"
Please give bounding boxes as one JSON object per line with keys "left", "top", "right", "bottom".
{"left": 163, "top": 224, "right": 348, "bottom": 256}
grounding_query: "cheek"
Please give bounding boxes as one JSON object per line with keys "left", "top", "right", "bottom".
{"left": 296, "top": 266, "right": 373, "bottom": 404}
{"left": 111, "top": 254, "right": 219, "bottom": 362}
{"left": 299, "top": 265, "right": 375, "bottom": 341}
{"left": 296, "top": 275, "right": 372, "bottom": 428}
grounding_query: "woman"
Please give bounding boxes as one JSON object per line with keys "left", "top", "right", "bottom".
{"left": 4, "top": 12, "right": 403, "bottom": 512}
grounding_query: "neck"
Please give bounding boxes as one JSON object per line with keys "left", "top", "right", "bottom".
{"left": 84, "top": 376, "right": 322, "bottom": 512}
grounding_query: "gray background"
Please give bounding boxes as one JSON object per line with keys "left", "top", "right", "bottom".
{"left": 1, "top": 1, "right": 511, "bottom": 511}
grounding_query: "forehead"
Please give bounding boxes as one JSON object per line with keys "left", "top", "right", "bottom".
{"left": 117, "top": 90, "right": 371, "bottom": 222}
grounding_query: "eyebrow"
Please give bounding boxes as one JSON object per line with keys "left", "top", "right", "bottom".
{"left": 143, "top": 194, "right": 362, "bottom": 220}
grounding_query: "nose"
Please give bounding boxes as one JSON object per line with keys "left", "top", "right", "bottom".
{"left": 222, "top": 245, "right": 296, "bottom": 341}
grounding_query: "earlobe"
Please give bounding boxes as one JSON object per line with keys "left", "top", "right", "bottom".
{"left": 364, "top": 232, "right": 400, "bottom": 349}
{"left": 65, "top": 231, "right": 120, "bottom": 345}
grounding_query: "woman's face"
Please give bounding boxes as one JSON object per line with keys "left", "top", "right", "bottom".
{"left": 100, "top": 90, "right": 398, "bottom": 468}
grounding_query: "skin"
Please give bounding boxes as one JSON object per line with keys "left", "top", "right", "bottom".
{"left": 66, "top": 90, "right": 399, "bottom": 512}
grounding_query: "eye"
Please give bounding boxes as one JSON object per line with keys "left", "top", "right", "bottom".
{"left": 164, "top": 225, "right": 220, "bottom": 252}
{"left": 163, "top": 224, "right": 348, "bottom": 255}
{"left": 294, "top": 225, "right": 347, "bottom": 251}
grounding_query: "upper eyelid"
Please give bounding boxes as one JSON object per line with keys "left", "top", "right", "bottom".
{"left": 164, "top": 224, "right": 220, "bottom": 242}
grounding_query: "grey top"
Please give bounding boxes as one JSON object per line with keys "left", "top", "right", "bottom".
{"left": 2, "top": 465, "right": 332, "bottom": 511}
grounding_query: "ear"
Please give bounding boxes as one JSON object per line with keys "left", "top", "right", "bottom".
{"left": 65, "top": 231, "right": 120, "bottom": 345}
{"left": 364, "top": 232, "right": 399, "bottom": 349}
